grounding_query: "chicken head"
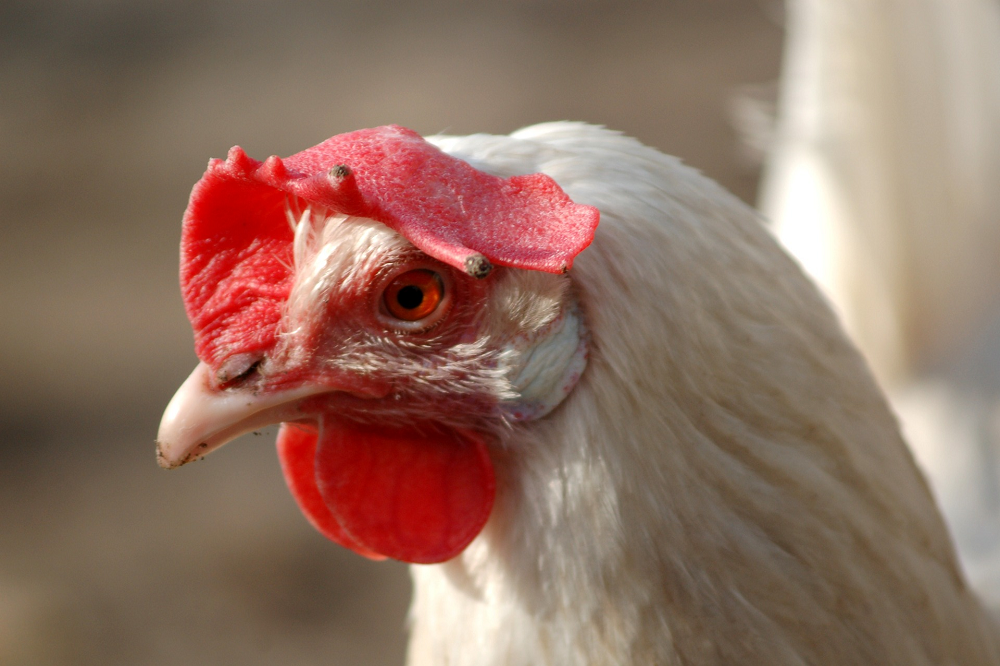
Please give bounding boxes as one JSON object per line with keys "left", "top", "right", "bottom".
{"left": 156, "top": 126, "right": 598, "bottom": 564}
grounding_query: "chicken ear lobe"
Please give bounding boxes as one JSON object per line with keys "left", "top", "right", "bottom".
{"left": 311, "top": 418, "right": 496, "bottom": 564}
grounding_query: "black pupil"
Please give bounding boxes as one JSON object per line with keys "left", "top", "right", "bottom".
{"left": 396, "top": 285, "right": 424, "bottom": 310}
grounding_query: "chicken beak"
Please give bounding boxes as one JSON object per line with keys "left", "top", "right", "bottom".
{"left": 156, "top": 362, "right": 322, "bottom": 469}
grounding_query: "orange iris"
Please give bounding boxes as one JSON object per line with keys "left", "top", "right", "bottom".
{"left": 383, "top": 269, "right": 444, "bottom": 321}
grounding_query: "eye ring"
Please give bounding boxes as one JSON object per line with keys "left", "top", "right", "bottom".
{"left": 379, "top": 268, "right": 451, "bottom": 331}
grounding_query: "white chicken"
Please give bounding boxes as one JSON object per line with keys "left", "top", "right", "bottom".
{"left": 157, "top": 120, "right": 1000, "bottom": 664}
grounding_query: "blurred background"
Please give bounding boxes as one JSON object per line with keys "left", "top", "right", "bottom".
{"left": 0, "top": 2, "right": 783, "bottom": 663}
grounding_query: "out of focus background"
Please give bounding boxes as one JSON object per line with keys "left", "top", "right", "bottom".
{"left": 0, "top": 2, "right": 783, "bottom": 664}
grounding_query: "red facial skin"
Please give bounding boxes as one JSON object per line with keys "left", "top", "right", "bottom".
{"left": 198, "top": 254, "right": 500, "bottom": 563}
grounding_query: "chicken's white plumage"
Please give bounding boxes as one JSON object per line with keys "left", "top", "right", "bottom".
{"left": 402, "top": 123, "right": 1000, "bottom": 665}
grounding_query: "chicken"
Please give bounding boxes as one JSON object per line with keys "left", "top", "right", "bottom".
{"left": 156, "top": 122, "right": 1000, "bottom": 664}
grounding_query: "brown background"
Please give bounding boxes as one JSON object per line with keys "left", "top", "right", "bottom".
{"left": 0, "top": 2, "right": 782, "bottom": 663}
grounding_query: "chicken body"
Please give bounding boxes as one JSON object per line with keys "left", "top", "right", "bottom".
{"left": 159, "top": 123, "right": 1000, "bottom": 664}
{"left": 404, "top": 123, "right": 1000, "bottom": 664}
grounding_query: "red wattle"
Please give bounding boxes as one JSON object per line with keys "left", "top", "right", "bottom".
{"left": 276, "top": 424, "right": 386, "bottom": 560}
{"left": 317, "top": 418, "right": 495, "bottom": 564}
{"left": 276, "top": 419, "right": 496, "bottom": 564}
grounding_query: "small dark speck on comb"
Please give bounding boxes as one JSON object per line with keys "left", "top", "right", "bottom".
{"left": 464, "top": 254, "right": 492, "bottom": 279}
{"left": 329, "top": 164, "right": 352, "bottom": 179}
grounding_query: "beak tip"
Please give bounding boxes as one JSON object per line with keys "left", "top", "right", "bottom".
{"left": 155, "top": 441, "right": 176, "bottom": 469}
{"left": 156, "top": 440, "right": 204, "bottom": 469}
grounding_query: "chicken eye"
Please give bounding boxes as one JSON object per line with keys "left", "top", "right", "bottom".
{"left": 383, "top": 269, "right": 445, "bottom": 322}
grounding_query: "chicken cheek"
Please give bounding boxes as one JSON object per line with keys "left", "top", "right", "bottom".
{"left": 314, "top": 418, "right": 495, "bottom": 564}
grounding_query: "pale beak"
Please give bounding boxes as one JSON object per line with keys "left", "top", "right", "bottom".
{"left": 155, "top": 362, "right": 324, "bottom": 469}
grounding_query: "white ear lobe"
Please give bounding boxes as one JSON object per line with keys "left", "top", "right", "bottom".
{"left": 499, "top": 300, "right": 588, "bottom": 422}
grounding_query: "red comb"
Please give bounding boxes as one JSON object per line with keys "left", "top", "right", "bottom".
{"left": 180, "top": 125, "right": 599, "bottom": 363}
